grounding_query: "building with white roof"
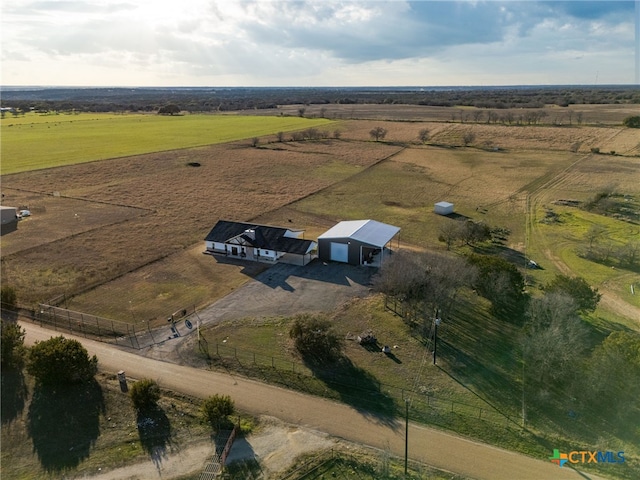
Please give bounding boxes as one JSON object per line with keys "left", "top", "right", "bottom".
{"left": 317, "top": 219, "right": 400, "bottom": 266}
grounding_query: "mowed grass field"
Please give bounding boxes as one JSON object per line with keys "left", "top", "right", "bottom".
{"left": 0, "top": 112, "right": 333, "bottom": 174}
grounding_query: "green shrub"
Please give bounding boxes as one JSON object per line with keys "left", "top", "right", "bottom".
{"left": 129, "top": 378, "right": 161, "bottom": 411}
{"left": 1, "top": 285, "right": 17, "bottom": 310}
{"left": 622, "top": 115, "right": 640, "bottom": 128}
{"left": 27, "top": 336, "right": 98, "bottom": 385}
{"left": 544, "top": 275, "right": 601, "bottom": 313}
{"left": 1, "top": 320, "right": 26, "bottom": 369}
{"left": 289, "top": 313, "right": 343, "bottom": 363}
{"left": 200, "top": 394, "right": 235, "bottom": 429}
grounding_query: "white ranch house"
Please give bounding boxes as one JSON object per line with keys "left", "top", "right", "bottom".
{"left": 204, "top": 220, "right": 317, "bottom": 266}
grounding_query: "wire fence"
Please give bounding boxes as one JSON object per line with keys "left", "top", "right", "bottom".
{"left": 13, "top": 304, "right": 160, "bottom": 349}
{"left": 11, "top": 303, "right": 519, "bottom": 429}
{"left": 197, "top": 338, "right": 520, "bottom": 429}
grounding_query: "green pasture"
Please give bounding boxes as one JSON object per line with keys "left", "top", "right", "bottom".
{"left": 0, "top": 112, "right": 333, "bottom": 174}
{"left": 526, "top": 204, "right": 640, "bottom": 319}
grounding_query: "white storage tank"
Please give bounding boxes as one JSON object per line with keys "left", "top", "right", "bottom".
{"left": 434, "top": 201, "right": 454, "bottom": 216}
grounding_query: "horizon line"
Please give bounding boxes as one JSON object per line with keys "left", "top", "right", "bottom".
{"left": 2, "top": 83, "right": 638, "bottom": 90}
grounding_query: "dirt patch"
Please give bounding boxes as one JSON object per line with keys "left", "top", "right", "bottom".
{"left": 226, "top": 418, "right": 335, "bottom": 477}
{"left": 83, "top": 417, "right": 335, "bottom": 480}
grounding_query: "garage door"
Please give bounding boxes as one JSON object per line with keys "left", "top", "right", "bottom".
{"left": 330, "top": 242, "right": 349, "bottom": 263}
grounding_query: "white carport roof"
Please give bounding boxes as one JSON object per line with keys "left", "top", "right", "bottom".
{"left": 318, "top": 220, "right": 400, "bottom": 248}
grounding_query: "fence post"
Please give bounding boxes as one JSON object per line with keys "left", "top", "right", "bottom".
{"left": 95, "top": 316, "right": 101, "bottom": 338}
{"left": 134, "top": 324, "right": 138, "bottom": 348}
{"left": 112, "top": 320, "right": 118, "bottom": 344}
{"left": 68, "top": 310, "right": 73, "bottom": 332}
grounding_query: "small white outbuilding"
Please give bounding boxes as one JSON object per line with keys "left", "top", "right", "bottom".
{"left": 434, "top": 201, "right": 454, "bottom": 216}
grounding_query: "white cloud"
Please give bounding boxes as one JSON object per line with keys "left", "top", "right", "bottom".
{"left": 1, "top": 0, "right": 635, "bottom": 86}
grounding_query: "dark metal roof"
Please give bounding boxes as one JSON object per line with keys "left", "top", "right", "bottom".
{"left": 205, "top": 220, "right": 315, "bottom": 255}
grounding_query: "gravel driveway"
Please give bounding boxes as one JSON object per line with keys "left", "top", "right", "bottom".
{"left": 196, "top": 260, "right": 374, "bottom": 324}
{"left": 142, "top": 260, "right": 375, "bottom": 361}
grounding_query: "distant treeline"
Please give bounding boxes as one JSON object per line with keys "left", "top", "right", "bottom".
{"left": 1, "top": 85, "right": 639, "bottom": 113}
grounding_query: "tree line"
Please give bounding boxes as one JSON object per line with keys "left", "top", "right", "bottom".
{"left": 368, "top": 247, "right": 639, "bottom": 430}
{"left": 2, "top": 85, "right": 638, "bottom": 114}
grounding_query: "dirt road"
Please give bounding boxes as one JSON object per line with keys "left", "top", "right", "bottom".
{"left": 22, "top": 322, "right": 603, "bottom": 480}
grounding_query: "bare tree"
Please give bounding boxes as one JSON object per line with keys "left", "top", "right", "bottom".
{"left": 333, "top": 130, "right": 341, "bottom": 139}
{"left": 372, "top": 250, "right": 475, "bottom": 335}
{"left": 369, "top": 126, "right": 388, "bottom": 141}
{"left": 584, "top": 224, "right": 607, "bottom": 251}
{"left": 418, "top": 128, "right": 430, "bottom": 144}
{"left": 472, "top": 110, "right": 484, "bottom": 123}
{"left": 462, "top": 131, "right": 476, "bottom": 147}
{"left": 297, "top": 107, "right": 306, "bottom": 117}
{"left": 276, "top": 131, "right": 285, "bottom": 142}
{"left": 438, "top": 221, "right": 464, "bottom": 250}
{"left": 523, "top": 293, "right": 589, "bottom": 388}
{"left": 619, "top": 240, "right": 640, "bottom": 267}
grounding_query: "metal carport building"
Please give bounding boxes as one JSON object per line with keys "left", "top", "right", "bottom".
{"left": 317, "top": 219, "right": 400, "bottom": 267}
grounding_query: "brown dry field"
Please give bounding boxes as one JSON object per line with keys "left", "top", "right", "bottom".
{"left": 1, "top": 105, "right": 638, "bottom": 324}
{"left": 274, "top": 102, "right": 639, "bottom": 125}
{"left": 1, "top": 136, "right": 401, "bottom": 320}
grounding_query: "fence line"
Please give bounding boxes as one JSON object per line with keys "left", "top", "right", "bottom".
{"left": 198, "top": 339, "right": 518, "bottom": 428}
{"left": 13, "top": 304, "right": 153, "bottom": 349}
{"left": 12, "top": 305, "right": 517, "bottom": 428}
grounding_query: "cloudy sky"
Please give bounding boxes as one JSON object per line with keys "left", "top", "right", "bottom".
{"left": 2, "top": 1, "right": 638, "bottom": 87}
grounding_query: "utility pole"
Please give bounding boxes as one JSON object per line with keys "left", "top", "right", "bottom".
{"left": 404, "top": 398, "right": 409, "bottom": 476}
{"left": 433, "top": 317, "right": 441, "bottom": 365}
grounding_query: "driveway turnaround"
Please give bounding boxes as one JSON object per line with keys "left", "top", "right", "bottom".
{"left": 23, "top": 322, "right": 603, "bottom": 480}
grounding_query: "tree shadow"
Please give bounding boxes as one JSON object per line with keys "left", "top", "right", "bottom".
{"left": 303, "top": 355, "right": 398, "bottom": 427}
{"left": 136, "top": 406, "right": 173, "bottom": 470}
{"left": 1, "top": 368, "right": 28, "bottom": 425}
{"left": 443, "top": 212, "right": 471, "bottom": 221}
{"left": 27, "top": 379, "right": 104, "bottom": 472}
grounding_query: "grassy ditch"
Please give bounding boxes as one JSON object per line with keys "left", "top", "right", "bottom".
{"left": 277, "top": 448, "right": 469, "bottom": 480}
